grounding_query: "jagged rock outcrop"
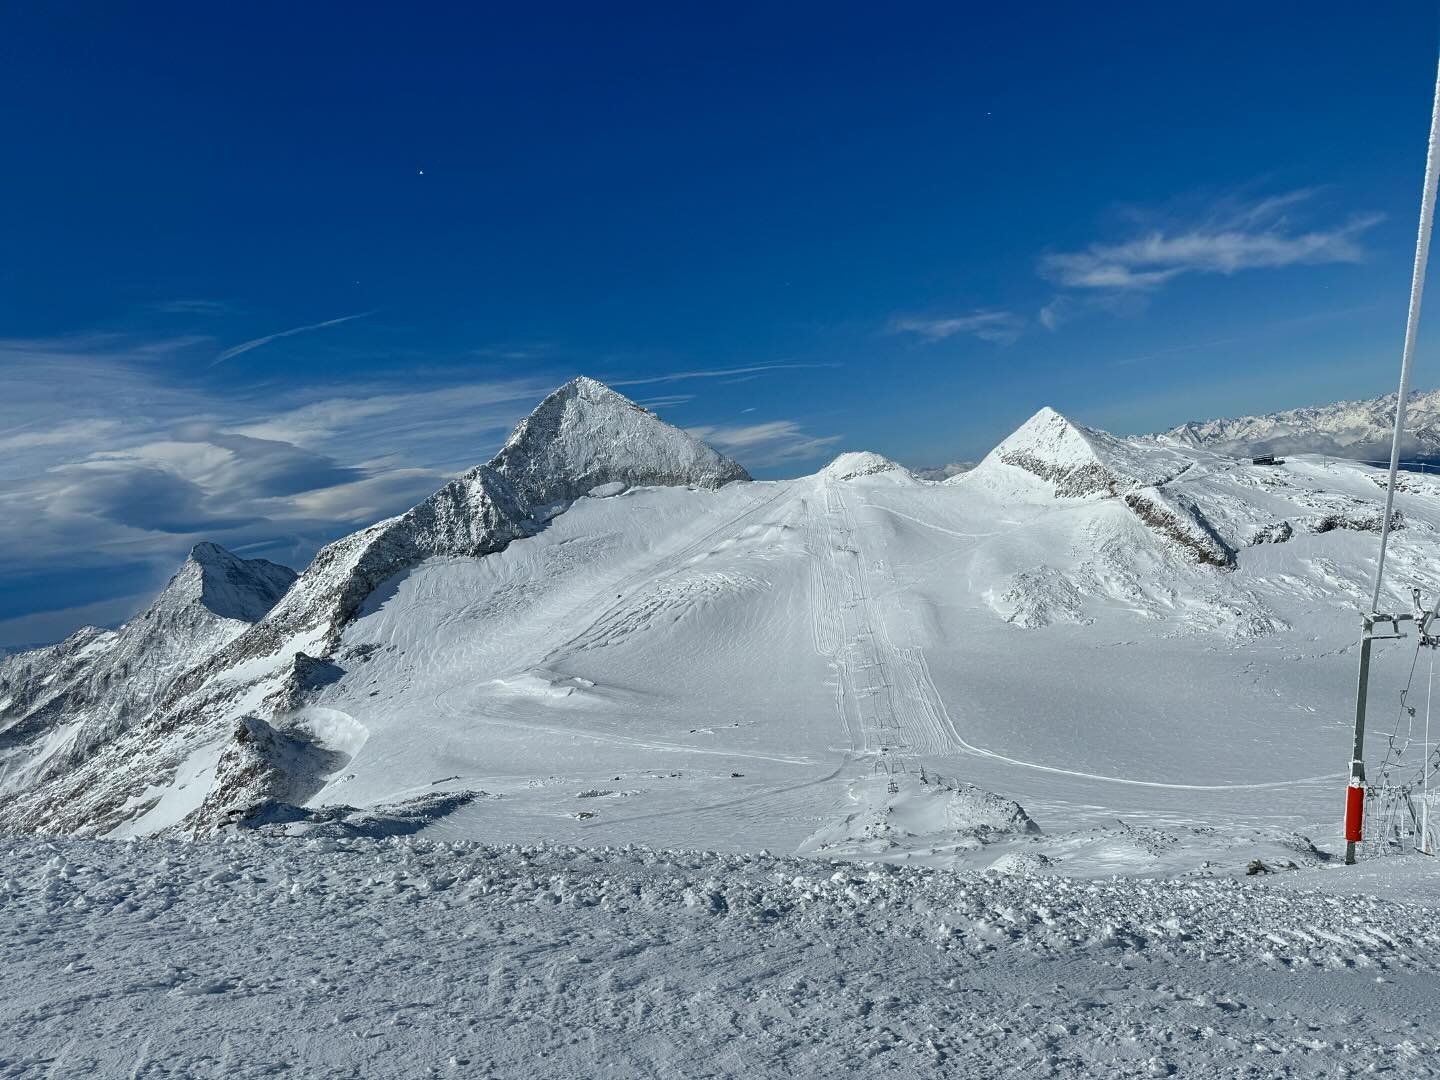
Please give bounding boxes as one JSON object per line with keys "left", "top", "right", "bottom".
{"left": 0, "top": 545, "right": 295, "bottom": 799}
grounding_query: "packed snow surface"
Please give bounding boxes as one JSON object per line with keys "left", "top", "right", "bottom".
{"left": 4, "top": 835, "right": 1440, "bottom": 1078}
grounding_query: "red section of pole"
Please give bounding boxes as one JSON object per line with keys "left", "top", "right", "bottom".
{"left": 1345, "top": 782, "right": 1366, "bottom": 844}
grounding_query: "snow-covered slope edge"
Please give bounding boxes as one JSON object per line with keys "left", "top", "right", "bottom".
{"left": 0, "top": 378, "right": 749, "bottom": 837}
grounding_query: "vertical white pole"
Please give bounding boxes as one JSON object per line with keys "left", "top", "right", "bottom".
{"left": 1350, "top": 57, "right": 1440, "bottom": 864}
{"left": 1371, "top": 57, "right": 1440, "bottom": 614}
{"left": 1426, "top": 652, "right": 1434, "bottom": 853}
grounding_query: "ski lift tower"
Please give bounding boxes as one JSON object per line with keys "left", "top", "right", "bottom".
{"left": 1345, "top": 55, "right": 1440, "bottom": 864}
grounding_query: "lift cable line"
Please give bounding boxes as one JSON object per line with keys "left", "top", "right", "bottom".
{"left": 1346, "top": 55, "right": 1440, "bottom": 864}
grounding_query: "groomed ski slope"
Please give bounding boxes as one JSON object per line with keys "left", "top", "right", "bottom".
{"left": 9, "top": 386, "right": 1439, "bottom": 876}
{"left": 4, "top": 835, "right": 1440, "bottom": 1079}
{"left": 241, "top": 449, "right": 1440, "bottom": 873}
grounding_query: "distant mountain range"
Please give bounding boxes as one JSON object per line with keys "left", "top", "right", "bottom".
{"left": 910, "top": 461, "right": 975, "bottom": 481}
{"left": 1163, "top": 388, "right": 1440, "bottom": 462}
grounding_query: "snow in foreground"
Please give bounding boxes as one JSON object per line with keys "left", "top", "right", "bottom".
{"left": 3, "top": 837, "right": 1440, "bottom": 1078}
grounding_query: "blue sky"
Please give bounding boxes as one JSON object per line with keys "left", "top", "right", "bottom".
{"left": 2, "top": 2, "right": 1439, "bottom": 645}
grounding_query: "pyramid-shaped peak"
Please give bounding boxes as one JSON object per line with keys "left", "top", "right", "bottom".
{"left": 972, "top": 406, "right": 1193, "bottom": 499}
{"left": 158, "top": 543, "right": 298, "bottom": 623}
{"left": 188, "top": 541, "right": 242, "bottom": 567}
{"left": 993, "top": 406, "right": 1099, "bottom": 463}
{"left": 555, "top": 375, "right": 629, "bottom": 400}
{"left": 492, "top": 376, "right": 750, "bottom": 506}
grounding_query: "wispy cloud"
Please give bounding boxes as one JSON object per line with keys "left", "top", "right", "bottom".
{"left": 608, "top": 362, "right": 838, "bottom": 387}
{"left": 638, "top": 394, "right": 696, "bottom": 409}
{"left": 687, "top": 419, "right": 841, "bottom": 466}
{"left": 1040, "top": 189, "right": 1382, "bottom": 291}
{"left": 1037, "top": 298, "right": 1070, "bottom": 332}
{"left": 211, "top": 310, "right": 376, "bottom": 366}
{"left": 890, "top": 311, "right": 1023, "bottom": 345}
{"left": 0, "top": 334, "right": 844, "bottom": 644}
{"left": 0, "top": 335, "right": 552, "bottom": 643}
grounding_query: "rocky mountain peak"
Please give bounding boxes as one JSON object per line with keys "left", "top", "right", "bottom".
{"left": 970, "top": 407, "right": 1194, "bottom": 499}
{"left": 493, "top": 376, "right": 750, "bottom": 508}
{"left": 160, "top": 543, "right": 298, "bottom": 624}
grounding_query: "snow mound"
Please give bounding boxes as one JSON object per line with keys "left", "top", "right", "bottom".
{"left": 995, "top": 566, "right": 1092, "bottom": 628}
{"left": 985, "top": 850, "right": 1055, "bottom": 875}
{"left": 821, "top": 451, "right": 909, "bottom": 481}
{"left": 800, "top": 775, "right": 1039, "bottom": 860}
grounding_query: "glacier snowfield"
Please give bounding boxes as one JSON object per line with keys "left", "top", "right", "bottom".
{"left": 116, "top": 450, "right": 1440, "bottom": 870}
{"left": 9, "top": 381, "right": 1440, "bottom": 1074}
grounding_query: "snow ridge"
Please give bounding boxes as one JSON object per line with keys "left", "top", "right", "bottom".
{"left": 186, "top": 377, "right": 751, "bottom": 663}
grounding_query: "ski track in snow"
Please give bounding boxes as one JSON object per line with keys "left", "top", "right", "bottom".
{"left": 4, "top": 836, "right": 1440, "bottom": 1079}
{"left": 812, "top": 483, "right": 1332, "bottom": 796}
{"left": 810, "top": 480, "right": 956, "bottom": 767}
{"left": 836, "top": 492, "right": 1344, "bottom": 795}
{"left": 539, "top": 485, "right": 793, "bottom": 670}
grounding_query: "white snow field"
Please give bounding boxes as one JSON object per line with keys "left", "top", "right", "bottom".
{"left": 7, "top": 384, "right": 1440, "bottom": 868}
{"left": 8, "top": 378, "right": 1440, "bottom": 1074}
{"left": 4, "top": 835, "right": 1440, "bottom": 1079}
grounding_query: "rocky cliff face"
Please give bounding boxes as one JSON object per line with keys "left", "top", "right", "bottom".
{"left": 0, "top": 545, "right": 296, "bottom": 799}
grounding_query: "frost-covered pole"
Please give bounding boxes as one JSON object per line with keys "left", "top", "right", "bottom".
{"left": 1371, "top": 57, "right": 1440, "bottom": 613}
{"left": 1347, "top": 56, "right": 1440, "bottom": 865}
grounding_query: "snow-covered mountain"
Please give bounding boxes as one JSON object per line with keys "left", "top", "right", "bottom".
{"left": 0, "top": 377, "right": 750, "bottom": 836}
{"left": 4, "top": 377, "right": 1437, "bottom": 877}
{"left": 1165, "top": 387, "right": 1440, "bottom": 460}
{"left": 0, "top": 544, "right": 295, "bottom": 796}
